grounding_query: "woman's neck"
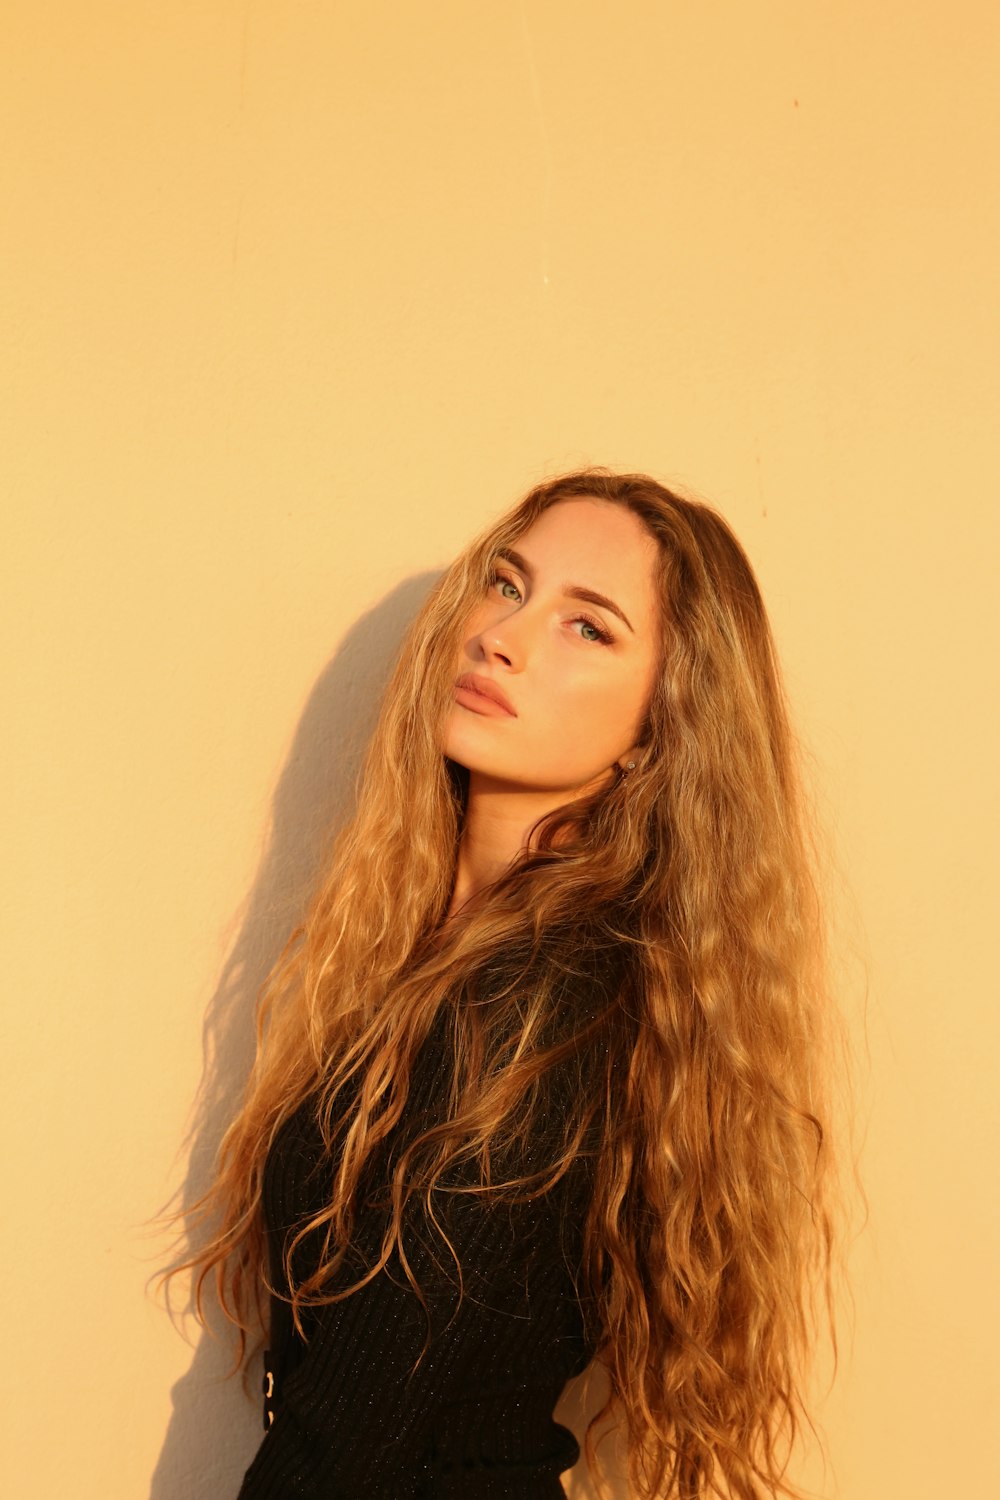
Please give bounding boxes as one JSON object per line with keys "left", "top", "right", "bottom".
{"left": 446, "top": 775, "right": 566, "bottom": 919}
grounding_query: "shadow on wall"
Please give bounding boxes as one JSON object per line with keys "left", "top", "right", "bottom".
{"left": 150, "top": 573, "right": 436, "bottom": 1498}
{"left": 149, "top": 570, "right": 624, "bottom": 1499}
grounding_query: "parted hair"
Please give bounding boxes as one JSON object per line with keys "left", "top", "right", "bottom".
{"left": 170, "top": 469, "right": 840, "bottom": 1500}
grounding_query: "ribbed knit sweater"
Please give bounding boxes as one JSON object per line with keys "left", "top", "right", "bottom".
{"left": 236, "top": 987, "right": 614, "bottom": 1499}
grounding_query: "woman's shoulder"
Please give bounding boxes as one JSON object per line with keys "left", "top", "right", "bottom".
{"left": 542, "top": 926, "right": 638, "bottom": 1049}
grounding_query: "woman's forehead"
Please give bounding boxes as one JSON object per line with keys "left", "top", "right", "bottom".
{"left": 511, "top": 498, "right": 660, "bottom": 614}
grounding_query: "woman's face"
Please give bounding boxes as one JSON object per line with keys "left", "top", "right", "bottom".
{"left": 444, "top": 497, "right": 662, "bottom": 798}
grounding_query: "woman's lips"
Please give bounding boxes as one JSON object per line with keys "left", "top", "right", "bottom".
{"left": 454, "top": 674, "right": 517, "bottom": 717}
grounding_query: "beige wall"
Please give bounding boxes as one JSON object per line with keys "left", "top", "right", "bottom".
{"left": 4, "top": 3, "right": 998, "bottom": 1496}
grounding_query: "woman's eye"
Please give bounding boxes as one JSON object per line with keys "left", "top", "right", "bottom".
{"left": 493, "top": 572, "right": 522, "bottom": 602}
{"left": 574, "top": 615, "right": 614, "bottom": 645}
{"left": 490, "top": 572, "right": 613, "bottom": 645}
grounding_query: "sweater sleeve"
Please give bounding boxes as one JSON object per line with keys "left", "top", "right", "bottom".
{"left": 236, "top": 1156, "right": 592, "bottom": 1499}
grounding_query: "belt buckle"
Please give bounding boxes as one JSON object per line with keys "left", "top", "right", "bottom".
{"left": 262, "top": 1351, "right": 277, "bottom": 1431}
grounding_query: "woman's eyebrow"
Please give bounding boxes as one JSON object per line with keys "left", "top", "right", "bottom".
{"left": 497, "top": 548, "right": 635, "bottom": 634}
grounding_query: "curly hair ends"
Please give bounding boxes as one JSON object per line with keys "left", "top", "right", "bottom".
{"left": 163, "top": 468, "right": 841, "bottom": 1500}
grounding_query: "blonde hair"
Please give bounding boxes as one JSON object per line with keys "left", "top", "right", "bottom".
{"left": 168, "top": 469, "right": 841, "bottom": 1499}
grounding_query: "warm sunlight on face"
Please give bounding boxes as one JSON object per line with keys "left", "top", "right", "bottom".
{"left": 444, "top": 498, "right": 662, "bottom": 797}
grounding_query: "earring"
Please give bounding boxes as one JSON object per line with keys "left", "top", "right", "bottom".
{"left": 620, "top": 760, "right": 637, "bottom": 778}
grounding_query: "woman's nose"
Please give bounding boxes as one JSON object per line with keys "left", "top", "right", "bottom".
{"left": 474, "top": 610, "right": 527, "bottom": 669}
{"left": 481, "top": 628, "right": 517, "bottom": 667}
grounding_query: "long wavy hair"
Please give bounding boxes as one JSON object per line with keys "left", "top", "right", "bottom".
{"left": 168, "top": 468, "right": 840, "bottom": 1500}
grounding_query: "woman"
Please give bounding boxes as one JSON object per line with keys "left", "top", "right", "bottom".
{"left": 174, "top": 469, "right": 838, "bottom": 1499}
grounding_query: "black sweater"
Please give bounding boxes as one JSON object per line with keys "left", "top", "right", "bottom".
{"left": 236, "top": 993, "right": 612, "bottom": 1499}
